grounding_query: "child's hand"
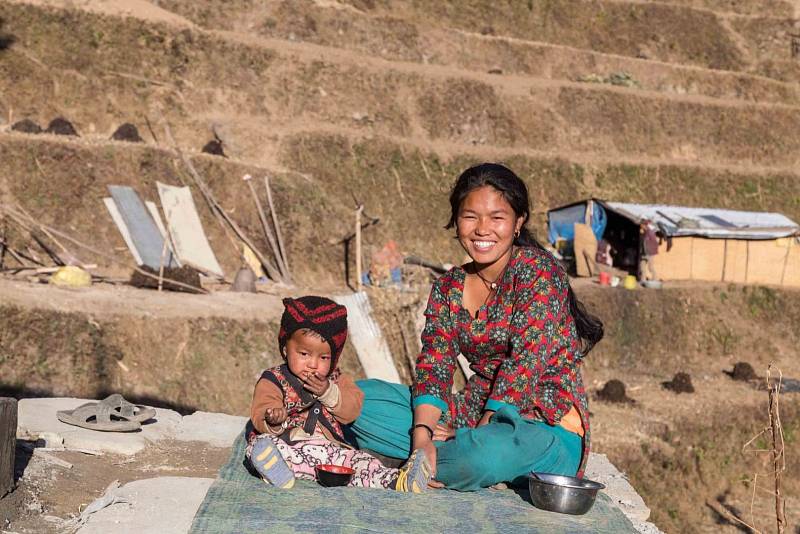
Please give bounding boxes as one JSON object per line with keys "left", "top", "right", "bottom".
{"left": 301, "top": 372, "right": 330, "bottom": 397}
{"left": 264, "top": 407, "right": 287, "bottom": 426}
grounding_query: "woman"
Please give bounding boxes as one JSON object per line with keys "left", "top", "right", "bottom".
{"left": 349, "top": 163, "right": 603, "bottom": 491}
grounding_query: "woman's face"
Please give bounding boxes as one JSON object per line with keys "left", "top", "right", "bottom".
{"left": 456, "top": 185, "right": 524, "bottom": 267}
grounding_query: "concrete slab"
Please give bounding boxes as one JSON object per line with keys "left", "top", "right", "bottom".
{"left": 17, "top": 398, "right": 182, "bottom": 455}
{"left": 76, "top": 476, "right": 214, "bottom": 534}
{"left": 172, "top": 411, "right": 247, "bottom": 448}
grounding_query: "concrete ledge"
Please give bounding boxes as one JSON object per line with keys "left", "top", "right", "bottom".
{"left": 76, "top": 476, "right": 214, "bottom": 534}
{"left": 17, "top": 398, "right": 247, "bottom": 455}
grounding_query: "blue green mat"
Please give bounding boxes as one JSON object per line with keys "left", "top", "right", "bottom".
{"left": 189, "top": 432, "right": 637, "bottom": 533}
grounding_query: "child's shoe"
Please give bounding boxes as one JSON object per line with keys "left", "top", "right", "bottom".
{"left": 250, "top": 438, "right": 295, "bottom": 489}
{"left": 394, "top": 448, "right": 433, "bottom": 493}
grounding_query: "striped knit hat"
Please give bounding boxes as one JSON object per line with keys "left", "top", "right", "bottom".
{"left": 278, "top": 296, "right": 348, "bottom": 374}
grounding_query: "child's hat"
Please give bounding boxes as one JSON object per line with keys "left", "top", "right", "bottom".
{"left": 279, "top": 296, "right": 348, "bottom": 372}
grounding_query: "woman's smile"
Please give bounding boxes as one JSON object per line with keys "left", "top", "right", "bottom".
{"left": 457, "top": 185, "right": 523, "bottom": 270}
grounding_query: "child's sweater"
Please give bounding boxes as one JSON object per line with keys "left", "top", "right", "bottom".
{"left": 249, "top": 364, "right": 364, "bottom": 444}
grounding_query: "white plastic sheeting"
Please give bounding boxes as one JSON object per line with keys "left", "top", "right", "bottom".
{"left": 333, "top": 292, "right": 401, "bottom": 383}
{"left": 603, "top": 201, "right": 800, "bottom": 240}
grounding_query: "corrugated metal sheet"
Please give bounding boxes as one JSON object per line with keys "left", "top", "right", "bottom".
{"left": 601, "top": 201, "right": 800, "bottom": 240}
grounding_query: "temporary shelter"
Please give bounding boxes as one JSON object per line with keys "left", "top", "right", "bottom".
{"left": 547, "top": 199, "right": 800, "bottom": 287}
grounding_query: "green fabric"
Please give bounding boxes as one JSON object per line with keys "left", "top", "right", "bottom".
{"left": 189, "top": 431, "right": 638, "bottom": 533}
{"left": 350, "top": 379, "right": 582, "bottom": 490}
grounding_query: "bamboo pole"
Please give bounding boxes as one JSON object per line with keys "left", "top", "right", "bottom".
{"left": 355, "top": 205, "right": 363, "bottom": 290}
{"left": 264, "top": 175, "right": 291, "bottom": 281}
{"left": 768, "top": 369, "right": 786, "bottom": 534}
{"left": 243, "top": 174, "right": 287, "bottom": 281}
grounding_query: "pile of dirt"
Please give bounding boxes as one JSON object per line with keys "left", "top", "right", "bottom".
{"left": 129, "top": 266, "right": 202, "bottom": 293}
{"left": 201, "top": 138, "right": 225, "bottom": 157}
{"left": 10, "top": 119, "right": 42, "bottom": 134}
{"left": 110, "top": 123, "right": 143, "bottom": 143}
{"left": 44, "top": 118, "right": 78, "bottom": 137}
{"left": 661, "top": 372, "right": 695, "bottom": 393}
{"left": 728, "top": 361, "right": 758, "bottom": 381}
{"left": 596, "top": 379, "right": 635, "bottom": 404}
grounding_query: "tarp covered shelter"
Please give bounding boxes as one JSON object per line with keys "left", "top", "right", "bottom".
{"left": 547, "top": 199, "right": 800, "bottom": 287}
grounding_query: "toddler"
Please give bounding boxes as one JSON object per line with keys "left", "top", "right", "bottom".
{"left": 247, "top": 296, "right": 431, "bottom": 492}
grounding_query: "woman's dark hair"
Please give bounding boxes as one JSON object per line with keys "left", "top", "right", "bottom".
{"left": 446, "top": 163, "right": 604, "bottom": 352}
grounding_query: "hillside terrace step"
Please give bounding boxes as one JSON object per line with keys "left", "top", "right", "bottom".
{"left": 160, "top": 0, "right": 797, "bottom": 75}
{"left": 2, "top": 4, "right": 800, "bottom": 169}
{"left": 154, "top": 0, "right": 800, "bottom": 104}
{"left": 3, "top": 131, "right": 798, "bottom": 290}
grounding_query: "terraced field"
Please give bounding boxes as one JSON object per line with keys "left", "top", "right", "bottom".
{"left": 0, "top": 1, "right": 798, "bottom": 532}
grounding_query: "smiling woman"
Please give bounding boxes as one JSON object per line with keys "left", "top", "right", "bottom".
{"left": 348, "top": 163, "right": 604, "bottom": 491}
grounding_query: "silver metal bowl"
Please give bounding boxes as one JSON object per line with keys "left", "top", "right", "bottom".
{"left": 528, "top": 472, "right": 605, "bottom": 515}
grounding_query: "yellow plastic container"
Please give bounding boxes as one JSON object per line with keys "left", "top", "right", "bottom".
{"left": 623, "top": 275, "right": 638, "bottom": 290}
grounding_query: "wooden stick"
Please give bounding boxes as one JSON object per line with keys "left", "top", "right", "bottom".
{"left": 264, "top": 175, "right": 291, "bottom": 281}
{"left": 158, "top": 237, "right": 169, "bottom": 292}
{"left": 768, "top": 368, "right": 786, "bottom": 534}
{"left": 0, "top": 398, "right": 17, "bottom": 498}
{"left": 355, "top": 205, "right": 364, "bottom": 290}
{"left": 163, "top": 124, "right": 282, "bottom": 282}
{"left": 244, "top": 174, "right": 287, "bottom": 281}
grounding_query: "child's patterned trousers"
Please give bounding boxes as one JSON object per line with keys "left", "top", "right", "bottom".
{"left": 246, "top": 433, "right": 398, "bottom": 488}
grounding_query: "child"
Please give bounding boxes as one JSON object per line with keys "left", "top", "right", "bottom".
{"left": 247, "top": 296, "right": 431, "bottom": 492}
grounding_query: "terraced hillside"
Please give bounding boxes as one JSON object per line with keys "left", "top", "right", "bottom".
{"left": 0, "top": 1, "right": 798, "bottom": 532}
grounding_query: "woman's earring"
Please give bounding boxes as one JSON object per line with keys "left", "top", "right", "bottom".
{"left": 514, "top": 229, "right": 521, "bottom": 238}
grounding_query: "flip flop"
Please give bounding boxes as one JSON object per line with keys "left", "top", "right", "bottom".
{"left": 395, "top": 448, "right": 433, "bottom": 493}
{"left": 250, "top": 438, "right": 295, "bottom": 489}
{"left": 56, "top": 397, "right": 142, "bottom": 432}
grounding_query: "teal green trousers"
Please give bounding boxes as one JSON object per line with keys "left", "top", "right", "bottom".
{"left": 347, "top": 379, "right": 582, "bottom": 492}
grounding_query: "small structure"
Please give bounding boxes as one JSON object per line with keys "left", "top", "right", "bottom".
{"left": 547, "top": 199, "right": 800, "bottom": 287}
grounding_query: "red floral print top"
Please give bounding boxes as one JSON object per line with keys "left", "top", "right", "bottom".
{"left": 412, "top": 246, "right": 590, "bottom": 473}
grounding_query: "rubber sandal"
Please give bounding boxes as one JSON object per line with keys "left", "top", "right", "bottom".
{"left": 56, "top": 398, "right": 141, "bottom": 432}
{"left": 395, "top": 448, "right": 432, "bottom": 493}
{"left": 250, "top": 438, "right": 295, "bottom": 489}
{"left": 101, "top": 394, "right": 156, "bottom": 423}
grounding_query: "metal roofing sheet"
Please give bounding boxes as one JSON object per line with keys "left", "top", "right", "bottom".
{"left": 601, "top": 201, "right": 800, "bottom": 239}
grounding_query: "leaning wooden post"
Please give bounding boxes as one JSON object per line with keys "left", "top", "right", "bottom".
{"left": 355, "top": 205, "right": 364, "bottom": 291}
{"left": 0, "top": 397, "right": 17, "bottom": 498}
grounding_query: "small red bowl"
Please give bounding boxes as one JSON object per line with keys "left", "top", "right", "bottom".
{"left": 315, "top": 464, "right": 355, "bottom": 487}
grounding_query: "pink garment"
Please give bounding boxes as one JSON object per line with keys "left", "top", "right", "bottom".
{"left": 247, "top": 434, "right": 397, "bottom": 488}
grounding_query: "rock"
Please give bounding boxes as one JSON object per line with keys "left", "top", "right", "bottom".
{"left": 230, "top": 267, "right": 257, "bottom": 293}
{"left": 11, "top": 119, "right": 42, "bottom": 134}
{"left": 45, "top": 117, "right": 79, "bottom": 136}
{"left": 111, "top": 123, "right": 143, "bottom": 143}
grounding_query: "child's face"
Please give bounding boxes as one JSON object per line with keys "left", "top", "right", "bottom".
{"left": 284, "top": 330, "right": 332, "bottom": 379}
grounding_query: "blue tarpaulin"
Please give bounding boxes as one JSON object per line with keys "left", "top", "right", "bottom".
{"left": 547, "top": 201, "right": 607, "bottom": 245}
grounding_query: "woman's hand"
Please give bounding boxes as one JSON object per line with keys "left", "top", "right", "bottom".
{"left": 433, "top": 423, "right": 454, "bottom": 441}
{"left": 477, "top": 410, "right": 495, "bottom": 427}
{"left": 411, "top": 427, "right": 444, "bottom": 488}
{"left": 264, "top": 407, "right": 287, "bottom": 426}
{"left": 301, "top": 372, "right": 330, "bottom": 397}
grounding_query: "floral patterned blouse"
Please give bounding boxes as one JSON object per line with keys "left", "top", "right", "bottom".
{"left": 412, "top": 246, "right": 590, "bottom": 473}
